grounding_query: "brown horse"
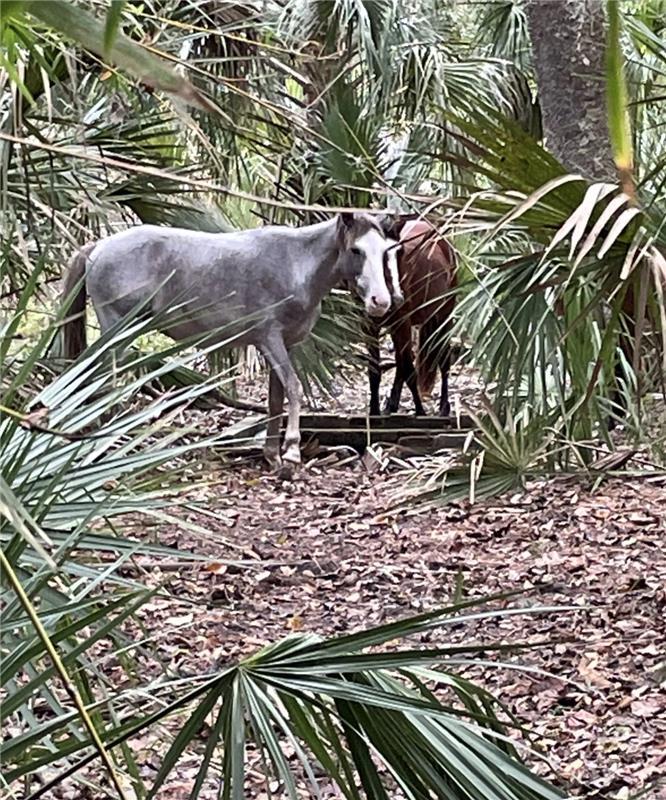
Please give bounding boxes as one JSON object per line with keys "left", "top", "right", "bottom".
{"left": 368, "top": 219, "right": 457, "bottom": 416}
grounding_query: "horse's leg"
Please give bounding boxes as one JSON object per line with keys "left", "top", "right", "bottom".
{"left": 262, "top": 334, "right": 302, "bottom": 466}
{"left": 385, "top": 323, "right": 425, "bottom": 416}
{"left": 384, "top": 336, "right": 404, "bottom": 415}
{"left": 264, "top": 367, "right": 284, "bottom": 467}
{"left": 403, "top": 341, "right": 426, "bottom": 416}
{"left": 368, "top": 319, "right": 382, "bottom": 416}
{"left": 93, "top": 302, "right": 131, "bottom": 372}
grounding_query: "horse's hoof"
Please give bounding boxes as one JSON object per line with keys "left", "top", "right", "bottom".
{"left": 282, "top": 445, "right": 301, "bottom": 466}
{"left": 276, "top": 461, "right": 297, "bottom": 481}
{"left": 264, "top": 451, "right": 282, "bottom": 470}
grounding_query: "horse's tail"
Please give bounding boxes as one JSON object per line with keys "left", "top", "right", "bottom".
{"left": 417, "top": 316, "right": 439, "bottom": 398}
{"left": 62, "top": 243, "right": 94, "bottom": 360}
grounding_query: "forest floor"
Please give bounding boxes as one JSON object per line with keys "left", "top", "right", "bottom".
{"left": 59, "top": 361, "right": 666, "bottom": 800}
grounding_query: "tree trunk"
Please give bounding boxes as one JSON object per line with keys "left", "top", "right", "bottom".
{"left": 525, "top": 0, "right": 615, "bottom": 181}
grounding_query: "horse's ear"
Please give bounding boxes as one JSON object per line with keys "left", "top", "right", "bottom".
{"left": 337, "top": 213, "right": 355, "bottom": 245}
{"left": 376, "top": 213, "right": 392, "bottom": 233}
{"left": 378, "top": 212, "right": 402, "bottom": 238}
{"left": 339, "top": 212, "right": 355, "bottom": 230}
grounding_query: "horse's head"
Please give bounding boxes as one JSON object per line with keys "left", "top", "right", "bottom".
{"left": 337, "top": 212, "right": 392, "bottom": 317}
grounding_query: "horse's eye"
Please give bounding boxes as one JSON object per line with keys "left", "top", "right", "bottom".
{"left": 350, "top": 247, "right": 363, "bottom": 257}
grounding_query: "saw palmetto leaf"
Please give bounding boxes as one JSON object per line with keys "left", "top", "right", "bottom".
{"left": 23, "top": 0, "right": 218, "bottom": 111}
{"left": 16, "top": 594, "right": 567, "bottom": 800}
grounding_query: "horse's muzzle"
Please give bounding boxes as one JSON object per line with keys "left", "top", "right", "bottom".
{"left": 366, "top": 300, "right": 391, "bottom": 317}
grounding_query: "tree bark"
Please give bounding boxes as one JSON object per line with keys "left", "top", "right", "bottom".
{"left": 525, "top": 0, "right": 615, "bottom": 182}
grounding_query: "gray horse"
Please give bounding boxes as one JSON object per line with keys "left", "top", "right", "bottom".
{"left": 61, "top": 212, "right": 395, "bottom": 469}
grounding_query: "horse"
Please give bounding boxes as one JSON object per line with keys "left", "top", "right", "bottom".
{"left": 368, "top": 218, "right": 457, "bottom": 417}
{"left": 60, "top": 212, "right": 395, "bottom": 471}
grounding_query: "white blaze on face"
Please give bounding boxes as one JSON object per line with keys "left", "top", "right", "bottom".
{"left": 353, "top": 229, "right": 392, "bottom": 317}
{"left": 385, "top": 239, "right": 404, "bottom": 307}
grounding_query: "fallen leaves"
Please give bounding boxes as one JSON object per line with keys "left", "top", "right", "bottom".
{"left": 45, "top": 356, "right": 666, "bottom": 799}
{"left": 631, "top": 696, "right": 665, "bottom": 719}
{"left": 578, "top": 651, "right": 614, "bottom": 689}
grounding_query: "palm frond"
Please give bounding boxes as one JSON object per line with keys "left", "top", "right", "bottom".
{"left": 475, "top": 1, "right": 531, "bottom": 71}
{"left": 9, "top": 593, "right": 568, "bottom": 799}
{"left": 17, "top": 0, "right": 218, "bottom": 111}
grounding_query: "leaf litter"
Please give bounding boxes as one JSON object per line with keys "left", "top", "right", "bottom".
{"left": 48, "top": 362, "right": 665, "bottom": 799}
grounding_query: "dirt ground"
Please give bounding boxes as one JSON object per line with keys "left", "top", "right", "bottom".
{"left": 50, "top": 361, "right": 666, "bottom": 799}
{"left": 95, "top": 356, "right": 665, "bottom": 800}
